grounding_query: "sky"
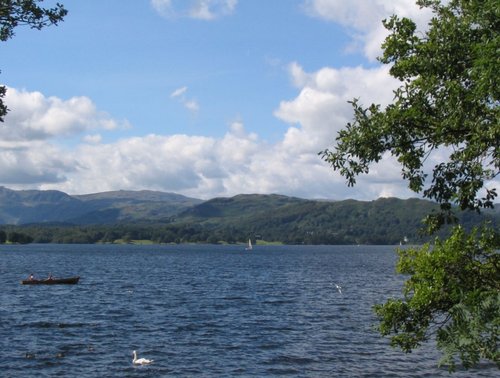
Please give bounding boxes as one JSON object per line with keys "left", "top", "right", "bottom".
{"left": 0, "top": 0, "right": 459, "bottom": 200}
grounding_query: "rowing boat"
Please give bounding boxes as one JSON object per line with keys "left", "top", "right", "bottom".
{"left": 21, "top": 276, "right": 80, "bottom": 285}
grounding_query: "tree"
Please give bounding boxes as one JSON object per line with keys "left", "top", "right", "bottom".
{"left": 374, "top": 226, "right": 499, "bottom": 370}
{"left": 0, "top": 0, "right": 67, "bottom": 121}
{"left": 320, "top": 0, "right": 499, "bottom": 371}
{"left": 8, "top": 230, "right": 33, "bottom": 244}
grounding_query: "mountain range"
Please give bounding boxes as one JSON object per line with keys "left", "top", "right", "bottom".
{"left": 0, "top": 186, "right": 202, "bottom": 225}
{"left": 0, "top": 186, "right": 497, "bottom": 245}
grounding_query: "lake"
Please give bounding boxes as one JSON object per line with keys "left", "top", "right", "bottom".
{"left": 0, "top": 244, "right": 495, "bottom": 377}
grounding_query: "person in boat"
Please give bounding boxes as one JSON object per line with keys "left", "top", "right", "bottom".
{"left": 29, "top": 273, "right": 34, "bottom": 281}
{"left": 47, "top": 273, "right": 53, "bottom": 280}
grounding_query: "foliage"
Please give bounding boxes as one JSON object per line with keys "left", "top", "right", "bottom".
{"left": 7, "top": 230, "right": 33, "bottom": 243}
{"left": 0, "top": 0, "right": 67, "bottom": 121}
{"left": 374, "top": 226, "right": 499, "bottom": 371}
{"left": 319, "top": 0, "right": 499, "bottom": 370}
{"left": 0, "top": 83, "right": 6, "bottom": 122}
{"left": 320, "top": 0, "right": 499, "bottom": 232}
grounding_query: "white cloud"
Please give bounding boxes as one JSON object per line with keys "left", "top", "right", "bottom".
{"left": 266, "top": 61, "right": 417, "bottom": 200}
{"left": 0, "top": 67, "right": 417, "bottom": 201}
{"left": 275, "top": 62, "right": 399, "bottom": 154}
{"left": 83, "top": 134, "right": 102, "bottom": 144}
{"left": 184, "top": 100, "right": 200, "bottom": 113}
{"left": 170, "top": 86, "right": 199, "bottom": 115}
{"left": 152, "top": 0, "right": 237, "bottom": 20}
{"left": 0, "top": 141, "right": 77, "bottom": 185}
{"left": 170, "top": 86, "right": 188, "bottom": 98}
{"left": 1, "top": 87, "right": 124, "bottom": 142}
{"left": 0, "top": 87, "right": 338, "bottom": 198}
{"left": 303, "top": 0, "right": 434, "bottom": 60}
{"left": 151, "top": 0, "right": 174, "bottom": 18}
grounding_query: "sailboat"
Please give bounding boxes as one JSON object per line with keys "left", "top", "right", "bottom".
{"left": 245, "top": 239, "right": 253, "bottom": 250}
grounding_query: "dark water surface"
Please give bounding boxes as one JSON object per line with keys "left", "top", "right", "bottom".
{"left": 0, "top": 244, "right": 495, "bottom": 377}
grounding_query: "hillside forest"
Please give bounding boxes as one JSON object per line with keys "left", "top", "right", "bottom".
{"left": 0, "top": 188, "right": 496, "bottom": 245}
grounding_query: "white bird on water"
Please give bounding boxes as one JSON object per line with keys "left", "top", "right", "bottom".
{"left": 132, "top": 350, "right": 154, "bottom": 365}
{"left": 333, "top": 283, "right": 342, "bottom": 294}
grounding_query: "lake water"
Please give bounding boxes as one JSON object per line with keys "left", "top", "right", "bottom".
{"left": 0, "top": 244, "right": 495, "bottom": 377}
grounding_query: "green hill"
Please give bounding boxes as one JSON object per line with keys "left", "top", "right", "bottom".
{"left": 0, "top": 187, "right": 497, "bottom": 245}
{"left": 174, "top": 195, "right": 494, "bottom": 244}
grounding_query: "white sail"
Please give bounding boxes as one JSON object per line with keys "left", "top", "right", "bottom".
{"left": 245, "top": 239, "right": 252, "bottom": 250}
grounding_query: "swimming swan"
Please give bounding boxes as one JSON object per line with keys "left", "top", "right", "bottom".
{"left": 132, "top": 350, "right": 154, "bottom": 365}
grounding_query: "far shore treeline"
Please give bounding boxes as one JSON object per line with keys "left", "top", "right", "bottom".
{"left": 0, "top": 218, "right": 497, "bottom": 246}
{"left": 0, "top": 188, "right": 497, "bottom": 245}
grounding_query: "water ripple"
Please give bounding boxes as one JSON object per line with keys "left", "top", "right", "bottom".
{"left": 0, "top": 244, "right": 496, "bottom": 377}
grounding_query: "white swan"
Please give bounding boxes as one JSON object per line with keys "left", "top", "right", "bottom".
{"left": 132, "top": 350, "right": 154, "bottom": 365}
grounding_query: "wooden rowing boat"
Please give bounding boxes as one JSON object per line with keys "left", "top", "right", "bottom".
{"left": 21, "top": 276, "right": 80, "bottom": 285}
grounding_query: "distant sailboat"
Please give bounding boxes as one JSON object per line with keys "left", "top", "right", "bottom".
{"left": 245, "top": 239, "right": 253, "bottom": 250}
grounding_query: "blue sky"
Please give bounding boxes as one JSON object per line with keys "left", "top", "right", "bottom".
{"left": 3, "top": 0, "right": 356, "bottom": 143}
{"left": 1, "top": 0, "right": 476, "bottom": 200}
